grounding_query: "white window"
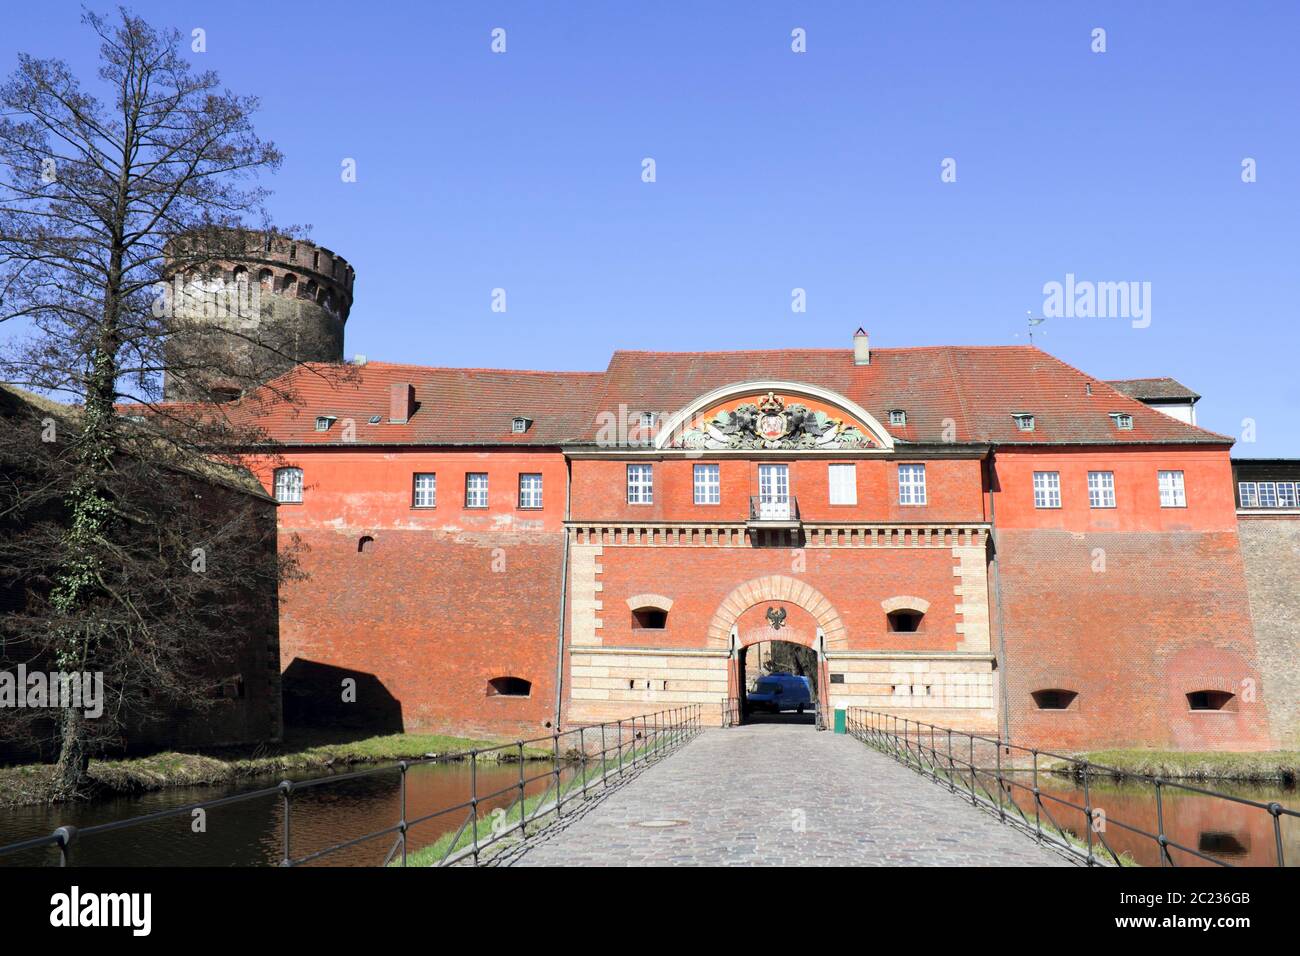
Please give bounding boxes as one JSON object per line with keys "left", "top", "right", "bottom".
{"left": 638, "top": 412, "right": 656, "bottom": 429}
{"left": 828, "top": 463, "right": 857, "bottom": 505}
{"left": 314, "top": 416, "right": 334, "bottom": 431}
{"left": 888, "top": 409, "right": 907, "bottom": 426}
{"left": 465, "top": 472, "right": 489, "bottom": 508}
{"left": 1087, "top": 471, "right": 1115, "bottom": 509}
{"left": 1013, "top": 413, "right": 1035, "bottom": 432}
{"left": 519, "top": 473, "right": 543, "bottom": 509}
{"left": 898, "top": 464, "right": 927, "bottom": 506}
{"left": 1256, "top": 481, "right": 1277, "bottom": 508}
{"left": 1158, "top": 470, "right": 1186, "bottom": 508}
{"left": 1110, "top": 413, "right": 1133, "bottom": 430}
{"left": 1238, "top": 482, "right": 1258, "bottom": 508}
{"left": 1033, "top": 471, "right": 1061, "bottom": 509}
{"left": 693, "top": 463, "right": 720, "bottom": 505}
{"left": 413, "top": 472, "right": 436, "bottom": 508}
{"left": 511, "top": 417, "right": 530, "bottom": 434}
{"left": 273, "top": 467, "right": 303, "bottom": 503}
{"left": 627, "top": 464, "right": 653, "bottom": 504}
{"left": 1279, "top": 482, "right": 1298, "bottom": 508}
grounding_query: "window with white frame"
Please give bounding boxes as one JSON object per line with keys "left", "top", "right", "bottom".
{"left": 1158, "top": 470, "right": 1186, "bottom": 508}
{"left": 518, "top": 473, "right": 543, "bottom": 509}
{"left": 1280, "top": 482, "right": 1299, "bottom": 508}
{"left": 1087, "top": 471, "right": 1115, "bottom": 509}
{"left": 1256, "top": 481, "right": 1278, "bottom": 508}
{"left": 273, "top": 467, "right": 303, "bottom": 504}
{"left": 413, "top": 472, "right": 436, "bottom": 508}
{"left": 1013, "top": 413, "right": 1035, "bottom": 432}
{"left": 693, "top": 463, "right": 720, "bottom": 505}
{"left": 888, "top": 409, "right": 907, "bottom": 426}
{"left": 627, "top": 464, "right": 653, "bottom": 504}
{"left": 638, "top": 412, "right": 656, "bottom": 430}
{"left": 898, "top": 464, "right": 927, "bottom": 506}
{"left": 465, "top": 472, "right": 489, "bottom": 508}
{"left": 828, "top": 463, "right": 857, "bottom": 505}
{"left": 1109, "top": 412, "right": 1134, "bottom": 430}
{"left": 1033, "top": 471, "right": 1061, "bottom": 509}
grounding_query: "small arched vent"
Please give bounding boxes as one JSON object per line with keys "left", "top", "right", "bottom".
{"left": 358, "top": 535, "right": 374, "bottom": 554}
{"left": 632, "top": 607, "right": 667, "bottom": 630}
{"left": 1187, "top": 690, "right": 1236, "bottom": 712}
{"left": 1031, "top": 689, "right": 1078, "bottom": 711}
{"left": 887, "top": 609, "right": 923, "bottom": 633}
{"left": 487, "top": 676, "right": 532, "bottom": 697}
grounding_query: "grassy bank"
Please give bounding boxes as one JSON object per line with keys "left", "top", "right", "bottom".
{"left": 0, "top": 729, "right": 552, "bottom": 808}
{"left": 1047, "top": 750, "right": 1300, "bottom": 783}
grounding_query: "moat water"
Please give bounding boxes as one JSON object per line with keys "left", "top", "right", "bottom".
{"left": 1, "top": 742, "right": 1296, "bottom": 867}
{"left": 0, "top": 758, "right": 555, "bottom": 866}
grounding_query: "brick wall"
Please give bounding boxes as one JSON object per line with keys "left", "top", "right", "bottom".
{"left": 997, "top": 529, "right": 1272, "bottom": 751}
{"left": 1236, "top": 515, "right": 1300, "bottom": 749}
{"left": 279, "top": 528, "right": 564, "bottom": 739}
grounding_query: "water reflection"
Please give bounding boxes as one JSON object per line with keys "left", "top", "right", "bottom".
{"left": 996, "top": 772, "right": 1298, "bottom": 867}
{"left": 0, "top": 759, "right": 554, "bottom": 867}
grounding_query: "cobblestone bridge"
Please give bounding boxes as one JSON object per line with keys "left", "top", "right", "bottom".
{"left": 498, "top": 723, "right": 1073, "bottom": 866}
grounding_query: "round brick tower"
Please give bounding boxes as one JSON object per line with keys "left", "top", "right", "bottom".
{"left": 162, "top": 232, "right": 355, "bottom": 402}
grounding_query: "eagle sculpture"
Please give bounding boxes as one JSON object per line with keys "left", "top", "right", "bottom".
{"left": 766, "top": 606, "right": 787, "bottom": 630}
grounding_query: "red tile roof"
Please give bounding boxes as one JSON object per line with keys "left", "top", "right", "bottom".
{"left": 222, "top": 347, "right": 1232, "bottom": 448}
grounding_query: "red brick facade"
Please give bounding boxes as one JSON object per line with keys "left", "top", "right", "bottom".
{"left": 227, "top": 345, "right": 1283, "bottom": 751}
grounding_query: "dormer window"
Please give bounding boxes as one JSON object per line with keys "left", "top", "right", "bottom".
{"left": 1012, "top": 413, "right": 1036, "bottom": 432}
{"left": 1110, "top": 412, "right": 1134, "bottom": 430}
{"left": 511, "top": 416, "right": 532, "bottom": 434}
{"left": 638, "top": 412, "right": 656, "bottom": 429}
{"left": 314, "top": 416, "right": 336, "bottom": 432}
{"left": 368, "top": 414, "right": 382, "bottom": 424}
{"left": 888, "top": 409, "right": 907, "bottom": 426}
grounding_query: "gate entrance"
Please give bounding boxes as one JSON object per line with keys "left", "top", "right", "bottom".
{"left": 736, "top": 639, "right": 819, "bottom": 726}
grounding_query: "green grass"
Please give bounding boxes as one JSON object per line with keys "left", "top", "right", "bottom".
{"left": 0, "top": 730, "right": 553, "bottom": 807}
{"left": 396, "top": 735, "right": 688, "bottom": 867}
{"left": 1044, "top": 750, "right": 1300, "bottom": 783}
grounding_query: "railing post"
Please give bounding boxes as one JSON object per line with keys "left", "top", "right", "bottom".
{"left": 1269, "top": 803, "right": 1285, "bottom": 867}
{"left": 579, "top": 726, "right": 588, "bottom": 800}
{"left": 470, "top": 750, "right": 480, "bottom": 865}
{"left": 552, "top": 732, "right": 562, "bottom": 817}
{"left": 617, "top": 719, "right": 624, "bottom": 778}
{"left": 278, "top": 780, "right": 293, "bottom": 866}
{"left": 1082, "top": 761, "right": 1095, "bottom": 866}
{"left": 947, "top": 729, "right": 955, "bottom": 793}
{"left": 398, "top": 761, "right": 409, "bottom": 866}
{"left": 53, "top": 826, "right": 76, "bottom": 868}
{"left": 968, "top": 736, "right": 976, "bottom": 806}
{"left": 1155, "top": 779, "right": 1169, "bottom": 867}
{"left": 518, "top": 742, "right": 526, "bottom": 833}
{"left": 601, "top": 721, "right": 608, "bottom": 787}
{"left": 1031, "top": 750, "right": 1041, "bottom": 843}
{"left": 995, "top": 738, "right": 1006, "bottom": 821}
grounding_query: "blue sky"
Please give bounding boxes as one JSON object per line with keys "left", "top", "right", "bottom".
{"left": 4, "top": 2, "right": 1298, "bottom": 453}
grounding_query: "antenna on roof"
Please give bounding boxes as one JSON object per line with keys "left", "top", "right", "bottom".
{"left": 1025, "top": 311, "right": 1046, "bottom": 345}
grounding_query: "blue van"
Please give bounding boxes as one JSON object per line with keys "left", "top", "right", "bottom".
{"left": 747, "top": 673, "right": 813, "bottom": 714}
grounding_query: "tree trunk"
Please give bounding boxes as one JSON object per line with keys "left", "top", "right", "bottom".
{"left": 49, "top": 707, "right": 91, "bottom": 802}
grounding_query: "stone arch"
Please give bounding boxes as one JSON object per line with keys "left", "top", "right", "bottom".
{"left": 626, "top": 593, "right": 674, "bottom": 612}
{"left": 881, "top": 595, "right": 930, "bottom": 614}
{"left": 707, "top": 575, "right": 847, "bottom": 650}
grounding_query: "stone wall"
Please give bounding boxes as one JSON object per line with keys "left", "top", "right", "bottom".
{"left": 1236, "top": 516, "right": 1300, "bottom": 749}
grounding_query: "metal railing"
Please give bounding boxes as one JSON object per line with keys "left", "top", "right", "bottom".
{"left": 848, "top": 708, "right": 1297, "bottom": 867}
{"left": 747, "top": 495, "right": 799, "bottom": 522}
{"left": 0, "top": 705, "right": 701, "bottom": 868}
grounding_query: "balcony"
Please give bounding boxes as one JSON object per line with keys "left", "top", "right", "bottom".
{"left": 748, "top": 495, "right": 800, "bottom": 528}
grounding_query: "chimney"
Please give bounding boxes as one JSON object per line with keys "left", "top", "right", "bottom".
{"left": 389, "top": 382, "right": 415, "bottom": 423}
{"left": 853, "top": 328, "right": 870, "bottom": 366}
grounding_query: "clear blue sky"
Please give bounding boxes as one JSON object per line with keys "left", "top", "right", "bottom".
{"left": 5, "top": 2, "right": 1298, "bottom": 454}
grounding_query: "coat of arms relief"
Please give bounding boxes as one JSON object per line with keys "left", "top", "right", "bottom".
{"left": 680, "top": 392, "right": 874, "bottom": 450}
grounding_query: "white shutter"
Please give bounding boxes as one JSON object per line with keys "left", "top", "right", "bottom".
{"left": 828, "top": 463, "right": 856, "bottom": 505}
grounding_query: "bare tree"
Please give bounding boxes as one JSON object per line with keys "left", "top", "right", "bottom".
{"left": 0, "top": 8, "right": 306, "bottom": 798}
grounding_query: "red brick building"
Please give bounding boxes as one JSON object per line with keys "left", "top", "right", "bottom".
{"left": 230, "top": 332, "right": 1282, "bottom": 750}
